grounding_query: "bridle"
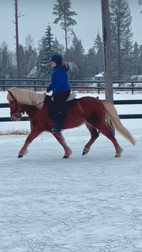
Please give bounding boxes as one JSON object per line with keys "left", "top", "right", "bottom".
{"left": 9, "top": 100, "right": 22, "bottom": 121}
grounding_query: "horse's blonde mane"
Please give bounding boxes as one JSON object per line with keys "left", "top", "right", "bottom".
{"left": 8, "top": 87, "right": 45, "bottom": 109}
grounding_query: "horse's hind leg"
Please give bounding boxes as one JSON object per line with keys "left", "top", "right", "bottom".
{"left": 82, "top": 123, "right": 99, "bottom": 155}
{"left": 99, "top": 124, "right": 123, "bottom": 157}
{"left": 52, "top": 132, "right": 72, "bottom": 158}
{"left": 18, "top": 128, "right": 41, "bottom": 158}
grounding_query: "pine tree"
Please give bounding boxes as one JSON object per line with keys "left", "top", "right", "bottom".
{"left": 0, "top": 42, "right": 11, "bottom": 78}
{"left": 38, "top": 25, "right": 55, "bottom": 78}
{"left": 52, "top": 38, "right": 64, "bottom": 56}
{"left": 53, "top": 0, "right": 77, "bottom": 52}
{"left": 84, "top": 47, "right": 96, "bottom": 78}
{"left": 94, "top": 32, "right": 104, "bottom": 74}
{"left": 18, "top": 44, "right": 25, "bottom": 77}
{"left": 131, "top": 42, "right": 140, "bottom": 76}
{"left": 139, "top": 45, "right": 142, "bottom": 74}
{"left": 138, "top": 0, "right": 142, "bottom": 7}
{"left": 24, "top": 35, "right": 37, "bottom": 77}
{"left": 110, "top": 0, "right": 133, "bottom": 79}
{"left": 67, "top": 32, "right": 85, "bottom": 79}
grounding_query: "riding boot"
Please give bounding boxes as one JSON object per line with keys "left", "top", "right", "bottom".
{"left": 51, "top": 91, "right": 70, "bottom": 133}
{"left": 52, "top": 110, "right": 62, "bottom": 133}
{"left": 61, "top": 106, "right": 68, "bottom": 122}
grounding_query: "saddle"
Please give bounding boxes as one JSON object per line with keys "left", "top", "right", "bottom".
{"left": 44, "top": 91, "right": 77, "bottom": 121}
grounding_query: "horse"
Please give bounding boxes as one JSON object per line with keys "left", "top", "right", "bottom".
{"left": 7, "top": 87, "right": 135, "bottom": 159}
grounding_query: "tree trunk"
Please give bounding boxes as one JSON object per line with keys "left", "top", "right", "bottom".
{"left": 65, "top": 26, "right": 68, "bottom": 53}
{"left": 15, "top": 0, "right": 21, "bottom": 79}
{"left": 101, "top": 0, "right": 113, "bottom": 103}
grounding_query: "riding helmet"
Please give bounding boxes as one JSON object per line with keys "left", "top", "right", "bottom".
{"left": 50, "top": 54, "right": 62, "bottom": 65}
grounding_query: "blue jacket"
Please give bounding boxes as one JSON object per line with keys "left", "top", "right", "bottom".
{"left": 48, "top": 65, "right": 70, "bottom": 95}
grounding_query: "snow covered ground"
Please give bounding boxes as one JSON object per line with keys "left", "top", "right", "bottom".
{"left": 0, "top": 90, "right": 142, "bottom": 252}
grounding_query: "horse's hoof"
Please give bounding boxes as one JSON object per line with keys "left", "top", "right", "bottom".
{"left": 82, "top": 151, "right": 86, "bottom": 156}
{"left": 82, "top": 149, "right": 89, "bottom": 156}
{"left": 63, "top": 155, "right": 69, "bottom": 158}
{"left": 18, "top": 154, "right": 23, "bottom": 158}
{"left": 115, "top": 152, "right": 121, "bottom": 157}
{"left": 82, "top": 147, "right": 89, "bottom": 156}
{"left": 63, "top": 149, "right": 72, "bottom": 158}
{"left": 115, "top": 148, "right": 123, "bottom": 157}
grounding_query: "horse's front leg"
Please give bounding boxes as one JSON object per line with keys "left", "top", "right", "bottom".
{"left": 52, "top": 132, "right": 72, "bottom": 158}
{"left": 18, "top": 128, "right": 41, "bottom": 158}
{"left": 82, "top": 124, "right": 99, "bottom": 155}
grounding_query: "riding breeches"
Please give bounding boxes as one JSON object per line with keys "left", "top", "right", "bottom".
{"left": 52, "top": 90, "right": 70, "bottom": 130}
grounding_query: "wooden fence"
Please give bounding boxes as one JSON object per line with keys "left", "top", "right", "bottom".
{"left": 0, "top": 100, "right": 142, "bottom": 122}
{"left": 0, "top": 78, "right": 142, "bottom": 94}
{"left": 0, "top": 81, "right": 142, "bottom": 121}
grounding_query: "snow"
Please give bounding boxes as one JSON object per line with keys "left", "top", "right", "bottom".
{"left": 0, "top": 90, "right": 142, "bottom": 252}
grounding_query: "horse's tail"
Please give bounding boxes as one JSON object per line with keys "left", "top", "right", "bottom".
{"left": 101, "top": 100, "right": 135, "bottom": 145}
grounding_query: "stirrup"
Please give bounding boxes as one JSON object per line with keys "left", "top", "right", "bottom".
{"left": 52, "top": 125, "right": 61, "bottom": 133}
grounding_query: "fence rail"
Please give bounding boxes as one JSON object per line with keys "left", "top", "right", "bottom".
{"left": 0, "top": 81, "right": 142, "bottom": 121}
{"left": 0, "top": 100, "right": 142, "bottom": 122}
{"left": 0, "top": 78, "right": 142, "bottom": 94}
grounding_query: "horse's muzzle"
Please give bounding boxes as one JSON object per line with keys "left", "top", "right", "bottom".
{"left": 11, "top": 113, "right": 22, "bottom": 121}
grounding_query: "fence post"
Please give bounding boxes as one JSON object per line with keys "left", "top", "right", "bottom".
{"left": 97, "top": 82, "right": 100, "bottom": 94}
{"left": 2, "top": 76, "right": 5, "bottom": 91}
{"left": 132, "top": 81, "right": 134, "bottom": 95}
{"left": 34, "top": 77, "right": 36, "bottom": 91}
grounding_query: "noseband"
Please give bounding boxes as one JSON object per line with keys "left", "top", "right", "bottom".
{"left": 9, "top": 100, "right": 21, "bottom": 120}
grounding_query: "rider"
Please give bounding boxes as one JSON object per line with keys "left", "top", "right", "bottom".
{"left": 47, "top": 53, "right": 71, "bottom": 133}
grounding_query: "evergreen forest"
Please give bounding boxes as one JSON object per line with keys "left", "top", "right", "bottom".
{"left": 0, "top": 0, "right": 142, "bottom": 81}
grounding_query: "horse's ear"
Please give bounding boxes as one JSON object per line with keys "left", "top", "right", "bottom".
{"left": 7, "top": 90, "right": 14, "bottom": 102}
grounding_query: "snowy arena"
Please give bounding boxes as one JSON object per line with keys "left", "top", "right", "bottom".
{"left": 0, "top": 90, "right": 142, "bottom": 252}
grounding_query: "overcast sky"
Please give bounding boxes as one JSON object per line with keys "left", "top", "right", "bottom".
{"left": 0, "top": 0, "right": 142, "bottom": 53}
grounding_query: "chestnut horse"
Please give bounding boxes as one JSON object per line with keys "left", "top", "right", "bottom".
{"left": 7, "top": 87, "right": 135, "bottom": 159}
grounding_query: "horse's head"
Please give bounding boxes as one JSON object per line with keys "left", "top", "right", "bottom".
{"left": 7, "top": 91, "right": 22, "bottom": 121}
